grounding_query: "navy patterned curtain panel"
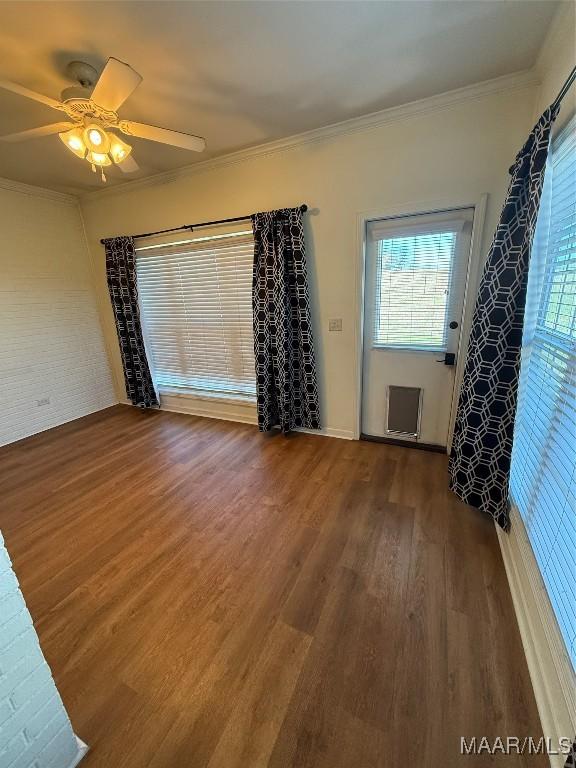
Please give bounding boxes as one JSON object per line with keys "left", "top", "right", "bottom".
{"left": 251, "top": 207, "right": 321, "bottom": 433}
{"left": 104, "top": 236, "right": 159, "bottom": 409}
{"left": 449, "top": 105, "right": 559, "bottom": 530}
{"left": 565, "top": 740, "right": 576, "bottom": 768}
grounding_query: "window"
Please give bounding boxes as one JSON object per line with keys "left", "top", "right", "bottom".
{"left": 136, "top": 229, "right": 256, "bottom": 400}
{"left": 367, "top": 210, "right": 473, "bottom": 351}
{"left": 510, "top": 116, "right": 576, "bottom": 670}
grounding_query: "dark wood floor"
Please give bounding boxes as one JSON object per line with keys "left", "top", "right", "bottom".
{"left": 0, "top": 406, "right": 545, "bottom": 767}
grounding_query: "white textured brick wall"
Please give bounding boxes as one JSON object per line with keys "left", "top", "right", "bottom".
{"left": 0, "top": 182, "right": 117, "bottom": 448}
{"left": 0, "top": 532, "right": 82, "bottom": 768}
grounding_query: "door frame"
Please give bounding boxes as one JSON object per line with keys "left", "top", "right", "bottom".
{"left": 353, "top": 193, "right": 488, "bottom": 448}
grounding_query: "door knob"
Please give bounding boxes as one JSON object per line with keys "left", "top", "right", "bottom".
{"left": 449, "top": 321, "right": 459, "bottom": 329}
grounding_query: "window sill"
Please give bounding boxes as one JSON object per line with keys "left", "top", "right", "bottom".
{"left": 371, "top": 345, "right": 447, "bottom": 354}
{"left": 158, "top": 387, "right": 256, "bottom": 407}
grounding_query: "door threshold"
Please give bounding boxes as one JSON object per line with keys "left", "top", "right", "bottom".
{"left": 360, "top": 433, "right": 447, "bottom": 453}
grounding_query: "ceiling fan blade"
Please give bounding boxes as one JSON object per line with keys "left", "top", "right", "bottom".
{"left": 117, "top": 154, "right": 139, "bottom": 173}
{"left": 0, "top": 122, "right": 75, "bottom": 142}
{"left": 119, "top": 121, "right": 206, "bottom": 153}
{"left": 91, "top": 57, "right": 142, "bottom": 111}
{"left": 0, "top": 80, "right": 64, "bottom": 111}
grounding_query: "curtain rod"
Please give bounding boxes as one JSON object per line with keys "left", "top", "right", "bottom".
{"left": 100, "top": 204, "right": 308, "bottom": 244}
{"left": 551, "top": 65, "right": 576, "bottom": 111}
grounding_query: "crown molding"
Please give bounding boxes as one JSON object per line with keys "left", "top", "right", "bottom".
{"left": 79, "top": 68, "right": 539, "bottom": 204}
{"left": 0, "top": 175, "right": 77, "bottom": 205}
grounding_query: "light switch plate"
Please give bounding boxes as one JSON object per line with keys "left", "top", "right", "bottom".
{"left": 329, "top": 318, "right": 343, "bottom": 332}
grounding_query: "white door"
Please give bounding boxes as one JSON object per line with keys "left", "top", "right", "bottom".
{"left": 361, "top": 208, "right": 474, "bottom": 449}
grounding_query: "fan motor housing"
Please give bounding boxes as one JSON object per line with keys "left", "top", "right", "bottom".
{"left": 65, "top": 61, "right": 99, "bottom": 88}
{"left": 61, "top": 99, "right": 118, "bottom": 126}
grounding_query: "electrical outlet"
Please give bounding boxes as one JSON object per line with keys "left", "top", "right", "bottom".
{"left": 329, "top": 318, "right": 343, "bottom": 332}
{"left": 36, "top": 397, "right": 51, "bottom": 407}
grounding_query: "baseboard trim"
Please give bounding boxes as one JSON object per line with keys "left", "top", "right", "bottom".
{"left": 0, "top": 400, "right": 120, "bottom": 449}
{"left": 497, "top": 508, "right": 575, "bottom": 767}
{"left": 119, "top": 400, "right": 354, "bottom": 439}
{"left": 68, "top": 736, "right": 89, "bottom": 767}
{"left": 161, "top": 402, "right": 257, "bottom": 425}
{"left": 150, "top": 394, "right": 258, "bottom": 426}
{"left": 360, "top": 433, "right": 446, "bottom": 452}
{"left": 295, "top": 426, "right": 354, "bottom": 440}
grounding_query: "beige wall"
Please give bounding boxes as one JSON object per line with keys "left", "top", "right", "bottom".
{"left": 0, "top": 182, "right": 116, "bottom": 446}
{"left": 80, "top": 82, "right": 539, "bottom": 436}
{"left": 534, "top": 1, "right": 575, "bottom": 130}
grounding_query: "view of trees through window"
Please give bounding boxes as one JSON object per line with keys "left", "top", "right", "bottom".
{"left": 374, "top": 231, "right": 456, "bottom": 350}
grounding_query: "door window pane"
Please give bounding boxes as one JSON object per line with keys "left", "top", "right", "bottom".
{"left": 373, "top": 230, "right": 457, "bottom": 350}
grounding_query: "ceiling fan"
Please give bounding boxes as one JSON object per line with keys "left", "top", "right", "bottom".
{"left": 0, "top": 58, "right": 206, "bottom": 181}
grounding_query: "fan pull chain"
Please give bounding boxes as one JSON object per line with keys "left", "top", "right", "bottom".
{"left": 101, "top": 169, "right": 107, "bottom": 182}
{"left": 91, "top": 163, "right": 96, "bottom": 173}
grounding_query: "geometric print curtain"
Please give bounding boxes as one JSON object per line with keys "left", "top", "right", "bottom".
{"left": 251, "top": 207, "right": 321, "bottom": 433}
{"left": 449, "top": 105, "right": 559, "bottom": 530}
{"left": 103, "top": 236, "right": 159, "bottom": 409}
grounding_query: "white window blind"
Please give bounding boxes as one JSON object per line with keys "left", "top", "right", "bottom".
{"left": 136, "top": 230, "right": 256, "bottom": 399}
{"left": 367, "top": 210, "right": 472, "bottom": 351}
{"left": 510, "top": 116, "right": 576, "bottom": 671}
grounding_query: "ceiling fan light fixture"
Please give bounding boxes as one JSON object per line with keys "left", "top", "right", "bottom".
{"left": 0, "top": 57, "right": 205, "bottom": 186}
{"left": 59, "top": 126, "right": 86, "bottom": 158}
{"left": 108, "top": 133, "right": 132, "bottom": 164}
{"left": 83, "top": 123, "right": 110, "bottom": 154}
{"left": 86, "top": 150, "right": 111, "bottom": 167}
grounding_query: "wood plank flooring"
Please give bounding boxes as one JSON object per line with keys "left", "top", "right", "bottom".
{"left": 0, "top": 406, "right": 546, "bottom": 767}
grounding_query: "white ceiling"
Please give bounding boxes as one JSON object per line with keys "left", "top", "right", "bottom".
{"left": 0, "top": 0, "right": 561, "bottom": 195}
